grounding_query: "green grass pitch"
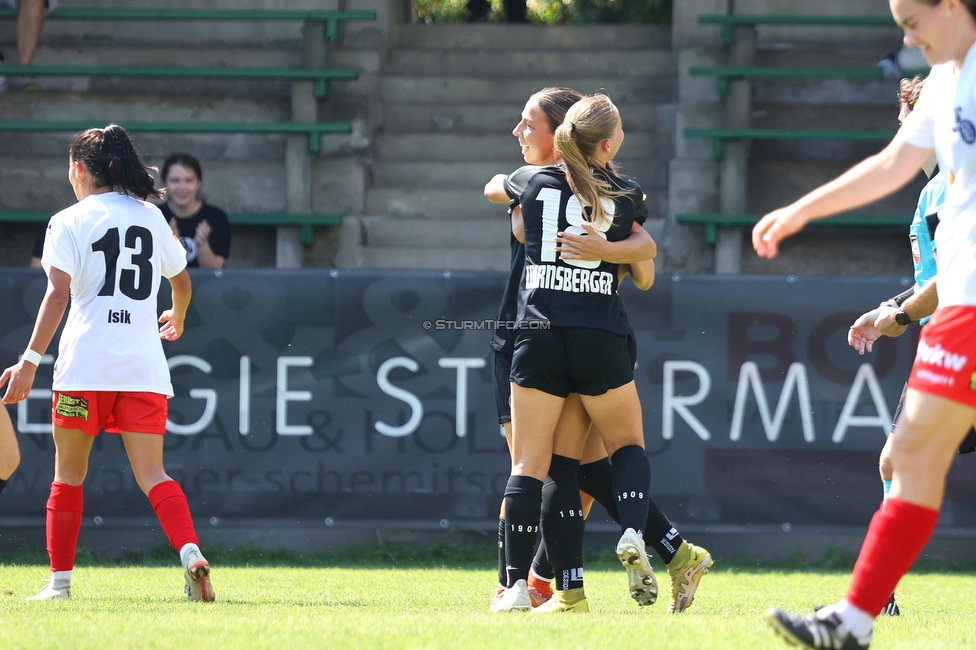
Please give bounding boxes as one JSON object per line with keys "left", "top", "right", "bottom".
{"left": 1, "top": 549, "right": 974, "bottom": 649}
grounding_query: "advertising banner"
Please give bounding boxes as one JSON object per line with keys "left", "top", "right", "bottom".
{"left": 3, "top": 269, "right": 973, "bottom": 531}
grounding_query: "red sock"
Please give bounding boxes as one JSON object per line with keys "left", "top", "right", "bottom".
{"left": 148, "top": 480, "right": 198, "bottom": 551}
{"left": 46, "top": 482, "right": 84, "bottom": 572}
{"left": 847, "top": 497, "right": 939, "bottom": 616}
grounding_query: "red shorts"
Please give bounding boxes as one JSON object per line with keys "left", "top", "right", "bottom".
{"left": 907, "top": 305, "right": 976, "bottom": 407}
{"left": 51, "top": 391, "right": 168, "bottom": 437}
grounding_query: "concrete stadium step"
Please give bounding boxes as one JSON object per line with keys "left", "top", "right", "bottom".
{"left": 374, "top": 132, "right": 671, "bottom": 162}
{"left": 393, "top": 24, "right": 672, "bottom": 51}
{"left": 386, "top": 49, "right": 675, "bottom": 77}
{"left": 753, "top": 103, "right": 903, "bottom": 130}
{"left": 0, "top": 92, "right": 289, "bottom": 122}
{"left": 354, "top": 244, "right": 513, "bottom": 272}
{"left": 0, "top": 92, "right": 292, "bottom": 159}
{"left": 360, "top": 216, "right": 511, "bottom": 248}
{"left": 380, "top": 102, "right": 676, "bottom": 134}
{"left": 746, "top": 159, "right": 928, "bottom": 216}
{"left": 16, "top": 44, "right": 303, "bottom": 68}
{"left": 0, "top": 156, "right": 286, "bottom": 213}
{"left": 751, "top": 77, "right": 903, "bottom": 106}
{"left": 7, "top": 20, "right": 305, "bottom": 48}
{"left": 754, "top": 48, "right": 896, "bottom": 68}
{"left": 365, "top": 188, "right": 501, "bottom": 219}
{"left": 0, "top": 131, "right": 290, "bottom": 160}
{"left": 365, "top": 187, "right": 668, "bottom": 221}
{"left": 371, "top": 159, "right": 669, "bottom": 191}
{"left": 379, "top": 76, "right": 676, "bottom": 105}
{"left": 0, "top": 46, "right": 377, "bottom": 98}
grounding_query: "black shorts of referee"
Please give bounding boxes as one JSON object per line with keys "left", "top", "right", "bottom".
{"left": 509, "top": 326, "right": 636, "bottom": 398}
{"left": 891, "top": 381, "right": 976, "bottom": 454}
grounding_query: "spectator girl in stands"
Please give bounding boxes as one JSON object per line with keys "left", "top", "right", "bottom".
{"left": 0, "top": 124, "right": 215, "bottom": 602}
{"left": 484, "top": 88, "right": 711, "bottom": 614}
{"left": 160, "top": 153, "right": 230, "bottom": 269}
{"left": 757, "top": 0, "right": 976, "bottom": 647}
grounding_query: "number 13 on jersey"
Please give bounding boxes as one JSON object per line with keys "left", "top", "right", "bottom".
{"left": 91, "top": 226, "right": 154, "bottom": 301}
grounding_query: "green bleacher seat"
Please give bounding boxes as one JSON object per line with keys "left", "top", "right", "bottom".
{"left": 689, "top": 66, "right": 929, "bottom": 97}
{"left": 683, "top": 128, "right": 896, "bottom": 159}
{"left": 697, "top": 14, "right": 897, "bottom": 46}
{"left": 0, "top": 120, "right": 352, "bottom": 155}
{"left": 0, "top": 65, "right": 358, "bottom": 99}
{"left": 676, "top": 213, "right": 911, "bottom": 244}
{"left": 0, "top": 211, "right": 342, "bottom": 246}
{"left": 0, "top": 8, "right": 377, "bottom": 41}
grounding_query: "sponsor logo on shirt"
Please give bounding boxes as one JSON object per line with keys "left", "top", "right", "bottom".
{"left": 107, "top": 309, "right": 132, "bottom": 324}
{"left": 55, "top": 394, "right": 89, "bottom": 421}
{"left": 914, "top": 341, "right": 970, "bottom": 388}
{"left": 953, "top": 107, "right": 976, "bottom": 144}
{"left": 525, "top": 264, "right": 614, "bottom": 295}
{"left": 910, "top": 233, "right": 921, "bottom": 266}
{"left": 916, "top": 341, "right": 969, "bottom": 371}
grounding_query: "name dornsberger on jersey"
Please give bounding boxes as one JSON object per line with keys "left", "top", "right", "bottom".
{"left": 515, "top": 165, "right": 647, "bottom": 337}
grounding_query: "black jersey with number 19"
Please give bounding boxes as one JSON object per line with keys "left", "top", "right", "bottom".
{"left": 516, "top": 165, "right": 644, "bottom": 336}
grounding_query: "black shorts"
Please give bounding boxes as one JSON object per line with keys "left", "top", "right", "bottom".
{"left": 493, "top": 348, "right": 513, "bottom": 425}
{"left": 510, "top": 327, "right": 634, "bottom": 398}
{"left": 891, "top": 381, "right": 976, "bottom": 454}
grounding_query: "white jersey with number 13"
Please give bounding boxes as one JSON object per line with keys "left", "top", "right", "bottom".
{"left": 42, "top": 191, "right": 188, "bottom": 396}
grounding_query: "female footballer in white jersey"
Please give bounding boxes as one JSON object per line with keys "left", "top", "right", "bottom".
{"left": 0, "top": 124, "right": 215, "bottom": 603}
{"left": 756, "top": 1, "right": 976, "bottom": 647}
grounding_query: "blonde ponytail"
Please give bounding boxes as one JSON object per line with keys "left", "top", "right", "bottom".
{"left": 553, "top": 94, "right": 626, "bottom": 230}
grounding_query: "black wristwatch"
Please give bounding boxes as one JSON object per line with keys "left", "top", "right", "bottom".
{"left": 894, "top": 310, "right": 915, "bottom": 326}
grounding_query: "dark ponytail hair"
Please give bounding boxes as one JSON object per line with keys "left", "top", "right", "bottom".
{"left": 161, "top": 152, "right": 203, "bottom": 184}
{"left": 531, "top": 87, "right": 584, "bottom": 134}
{"left": 69, "top": 124, "right": 161, "bottom": 200}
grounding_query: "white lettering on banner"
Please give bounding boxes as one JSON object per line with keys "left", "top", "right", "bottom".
{"left": 239, "top": 355, "right": 251, "bottom": 436}
{"left": 916, "top": 341, "right": 969, "bottom": 371}
{"left": 375, "top": 356, "right": 424, "bottom": 437}
{"left": 729, "top": 362, "right": 815, "bottom": 443}
{"left": 662, "top": 360, "right": 712, "bottom": 440}
{"left": 166, "top": 355, "right": 217, "bottom": 435}
{"left": 832, "top": 364, "right": 892, "bottom": 443}
{"left": 17, "top": 354, "right": 55, "bottom": 434}
{"left": 277, "top": 356, "right": 314, "bottom": 435}
{"left": 437, "top": 357, "right": 487, "bottom": 438}
{"left": 525, "top": 264, "right": 614, "bottom": 295}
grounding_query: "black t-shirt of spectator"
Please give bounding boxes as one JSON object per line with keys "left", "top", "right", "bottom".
{"left": 159, "top": 203, "right": 231, "bottom": 267}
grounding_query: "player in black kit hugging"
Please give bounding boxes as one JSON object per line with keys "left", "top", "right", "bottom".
{"left": 494, "top": 94, "right": 678, "bottom": 613}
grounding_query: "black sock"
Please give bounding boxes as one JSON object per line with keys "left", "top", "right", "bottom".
{"left": 579, "top": 456, "right": 683, "bottom": 565}
{"left": 610, "top": 445, "right": 650, "bottom": 537}
{"left": 0, "top": 478, "right": 6, "bottom": 497}
{"left": 503, "top": 475, "right": 543, "bottom": 588}
{"left": 497, "top": 517, "right": 507, "bottom": 586}
{"left": 541, "top": 455, "right": 583, "bottom": 591}
{"left": 530, "top": 484, "right": 554, "bottom": 581}
{"left": 578, "top": 458, "right": 620, "bottom": 522}
{"left": 644, "top": 509, "right": 683, "bottom": 565}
